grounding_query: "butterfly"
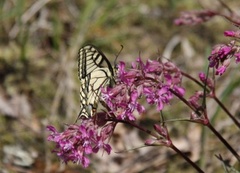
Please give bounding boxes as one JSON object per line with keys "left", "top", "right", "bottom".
{"left": 77, "top": 45, "right": 115, "bottom": 119}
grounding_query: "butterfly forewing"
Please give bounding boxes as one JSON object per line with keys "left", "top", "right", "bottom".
{"left": 78, "top": 45, "right": 115, "bottom": 119}
{"left": 78, "top": 45, "right": 113, "bottom": 78}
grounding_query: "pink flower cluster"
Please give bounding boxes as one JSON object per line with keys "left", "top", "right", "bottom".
{"left": 208, "top": 41, "right": 240, "bottom": 75}
{"left": 174, "top": 10, "right": 216, "bottom": 25}
{"left": 47, "top": 119, "right": 113, "bottom": 167}
{"left": 102, "top": 58, "right": 185, "bottom": 121}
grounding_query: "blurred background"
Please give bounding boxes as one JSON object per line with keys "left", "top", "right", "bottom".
{"left": 0, "top": 0, "right": 240, "bottom": 172}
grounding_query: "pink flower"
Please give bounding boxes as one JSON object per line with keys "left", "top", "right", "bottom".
{"left": 224, "top": 30, "right": 236, "bottom": 37}
{"left": 208, "top": 42, "right": 239, "bottom": 75}
{"left": 101, "top": 58, "right": 185, "bottom": 120}
{"left": 188, "top": 91, "right": 203, "bottom": 109}
{"left": 174, "top": 10, "right": 216, "bottom": 26}
{"left": 145, "top": 124, "right": 172, "bottom": 147}
{"left": 47, "top": 119, "right": 114, "bottom": 168}
{"left": 234, "top": 53, "right": 240, "bottom": 63}
{"left": 198, "top": 72, "right": 214, "bottom": 89}
{"left": 216, "top": 65, "right": 227, "bottom": 76}
{"left": 224, "top": 30, "right": 240, "bottom": 38}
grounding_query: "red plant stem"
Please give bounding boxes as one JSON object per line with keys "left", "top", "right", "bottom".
{"left": 213, "top": 96, "right": 240, "bottom": 129}
{"left": 206, "top": 122, "right": 240, "bottom": 162}
{"left": 110, "top": 118, "right": 159, "bottom": 138}
{"left": 171, "top": 144, "right": 204, "bottom": 173}
{"left": 169, "top": 88, "right": 198, "bottom": 112}
{"left": 181, "top": 71, "right": 205, "bottom": 88}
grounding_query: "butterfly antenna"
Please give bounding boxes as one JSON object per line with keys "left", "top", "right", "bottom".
{"left": 114, "top": 45, "right": 123, "bottom": 66}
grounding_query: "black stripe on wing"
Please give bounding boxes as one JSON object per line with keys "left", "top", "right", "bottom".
{"left": 78, "top": 45, "right": 114, "bottom": 79}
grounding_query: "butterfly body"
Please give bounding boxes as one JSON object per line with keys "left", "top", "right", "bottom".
{"left": 78, "top": 45, "right": 115, "bottom": 118}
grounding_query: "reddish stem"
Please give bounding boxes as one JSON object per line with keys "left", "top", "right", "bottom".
{"left": 206, "top": 122, "right": 240, "bottom": 162}
{"left": 171, "top": 144, "right": 204, "bottom": 173}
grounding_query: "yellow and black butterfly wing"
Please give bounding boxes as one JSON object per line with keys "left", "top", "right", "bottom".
{"left": 78, "top": 45, "right": 114, "bottom": 78}
{"left": 78, "top": 45, "right": 114, "bottom": 118}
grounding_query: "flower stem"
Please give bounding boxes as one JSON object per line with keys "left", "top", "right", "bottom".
{"left": 110, "top": 118, "right": 159, "bottom": 138}
{"left": 181, "top": 71, "right": 205, "bottom": 89}
{"left": 213, "top": 96, "right": 240, "bottom": 129}
{"left": 206, "top": 122, "right": 240, "bottom": 161}
{"left": 171, "top": 144, "right": 204, "bottom": 173}
{"left": 169, "top": 88, "right": 197, "bottom": 112}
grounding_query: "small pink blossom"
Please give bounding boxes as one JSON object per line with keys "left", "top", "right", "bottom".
{"left": 216, "top": 65, "right": 227, "bottom": 76}
{"left": 224, "top": 30, "right": 240, "bottom": 38}
{"left": 224, "top": 30, "right": 236, "bottom": 37}
{"left": 208, "top": 42, "right": 240, "bottom": 75}
{"left": 234, "top": 53, "right": 240, "bottom": 63}
{"left": 174, "top": 10, "right": 216, "bottom": 26}
{"left": 198, "top": 72, "right": 214, "bottom": 89}
{"left": 145, "top": 124, "right": 172, "bottom": 147}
